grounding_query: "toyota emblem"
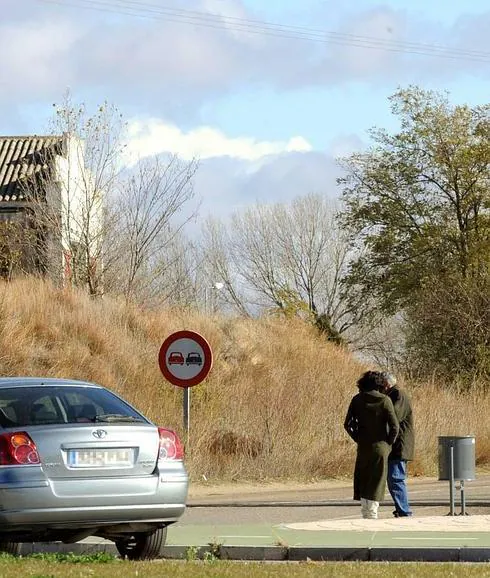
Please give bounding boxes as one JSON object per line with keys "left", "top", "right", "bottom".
{"left": 92, "top": 429, "right": 107, "bottom": 439}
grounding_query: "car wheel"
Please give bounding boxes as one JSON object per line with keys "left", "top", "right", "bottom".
{"left": 0, "top": 542, "right": 21, "bottom": 556}
{"left": 115, "top": 527, "right": 167, "bottom": 560}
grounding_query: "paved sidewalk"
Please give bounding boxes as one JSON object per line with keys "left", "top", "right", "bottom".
{"left": 285, "top": 514, "right": 490, "bottom": 532}
{"left": 19, "top": 514, "right": 490, "bottom": 562}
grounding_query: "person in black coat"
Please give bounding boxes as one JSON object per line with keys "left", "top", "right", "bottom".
{"left": 344, "top": 371, "right": 399, "bottom": 519}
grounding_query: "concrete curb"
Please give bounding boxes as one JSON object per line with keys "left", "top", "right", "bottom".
{"left": 187, "top": 500, "right": 490, "bottom": 508}
{"left": 165, "top": 545, "right": 490, "bottom": 562}
{"left": 19, "top": 542, "right": 490, "bottom": 562}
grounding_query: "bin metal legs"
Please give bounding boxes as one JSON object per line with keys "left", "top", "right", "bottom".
{"left": 447, "top": 444, "right": 469, "bottom": 516}
{"left": 448, "top": 445, "right": 455, "bottom": 515}
{"left": 460, "top": 480, "right": 467, "bottom": 516}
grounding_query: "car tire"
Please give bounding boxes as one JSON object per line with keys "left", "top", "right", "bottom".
{"left": 0, "top": 542, "right": 21, "bottom": 556}
{"left": 115, "top": 527, "right": 167, "bottom": 560}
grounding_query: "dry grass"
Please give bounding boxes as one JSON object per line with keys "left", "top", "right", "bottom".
{"left": 0, "top": 559, "right": 488, "bottom": 578}
{"left": 0, "top": 278, "right": 488, "bottom": 483}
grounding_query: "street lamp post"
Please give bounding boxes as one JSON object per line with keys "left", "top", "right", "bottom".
{"left": 204, "top": 282, "right": 224, "bottom": 313}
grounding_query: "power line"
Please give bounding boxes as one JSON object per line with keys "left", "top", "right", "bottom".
{"left": 36, "top": 0, "right": 489, "bottom": 61}
{"left": 88, "top": 0, "right": 490, "bottom": 59}
{"left": 33, "top": 0, "right": 490, "bottom": 63}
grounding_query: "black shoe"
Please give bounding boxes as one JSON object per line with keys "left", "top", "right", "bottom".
{"left": 392, "top": 511, "right": 400, "bottom": 518}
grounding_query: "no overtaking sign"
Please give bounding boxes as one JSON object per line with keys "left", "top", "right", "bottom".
{"left": 158, "top": 330, "right": 213, "bottom": 388}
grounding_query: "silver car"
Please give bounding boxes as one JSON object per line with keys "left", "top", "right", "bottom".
{"left": 0, "top": 377, "right": 188, "bottom": 559}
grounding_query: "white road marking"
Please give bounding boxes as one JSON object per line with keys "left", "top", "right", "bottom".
{"left": 216, "top": 534, "right": 272, "bottom": 538}
{"left": 392, "top": 535, "right": 479, "bottom": 542}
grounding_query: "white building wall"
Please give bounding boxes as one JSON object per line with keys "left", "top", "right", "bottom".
{"left": 53, "top": 133, "right": 103, "bottom": 286}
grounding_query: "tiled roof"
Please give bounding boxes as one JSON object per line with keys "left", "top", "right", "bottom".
{"left": 0, "top": 136, "right": 64, "bottom": 202}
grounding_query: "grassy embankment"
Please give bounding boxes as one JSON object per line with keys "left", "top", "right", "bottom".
{"left": 0, "top": 278, "right": 488, "bottom": 483}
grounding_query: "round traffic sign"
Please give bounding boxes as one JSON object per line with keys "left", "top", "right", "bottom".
{"left": 158, "top": 330, "right": 213, "bottom": 388}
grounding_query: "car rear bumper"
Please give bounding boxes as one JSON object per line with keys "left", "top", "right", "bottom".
{"left": 0, "top": 502, "right": 186, "bottom": 527}
{"left": 0, "top": 472, "right": 188, "bottom": 527}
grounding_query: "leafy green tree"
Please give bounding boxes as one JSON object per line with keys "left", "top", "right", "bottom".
{"left": 406, "top": 274, "right": 490, "bottom": 382}
{"left": 339, "top": 86, "right": 490, "bottom": 379}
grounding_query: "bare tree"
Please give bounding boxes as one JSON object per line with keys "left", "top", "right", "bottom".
{"left": 231, "top": 203, "right": 289, "bottom": 310}
{"left": 24, "top": 93, "right": 125, "bottom": 294}
{"left": 146, "top": 231, "right": 199, "bottom": 308}
{"left": 273, "top": 195, "right": 349, "bottom": 323}
{"left": 199, "top": 217, "right": 250, "bottom": 316}
{"left": 199, "top": 193, "right": 366, "bottom": 339}
{"left": 237, "top": 196, "right": 356, "bottom": 332}
{"left": 109, "top": 155, "right": 198, "bottom": 304}
{"left": 20, "top": 93, "right": 200, "bottom": 306}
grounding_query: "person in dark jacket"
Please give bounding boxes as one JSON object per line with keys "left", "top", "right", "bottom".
{"left": 380, "top": 372, "right": 415, "bottom": 517}
{"left": 344, "top": 371, "right": 399, "bottom": 519}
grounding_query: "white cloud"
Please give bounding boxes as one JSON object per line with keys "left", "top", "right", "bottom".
{"left": 2, "top": 1, "right": 488, "bottom": 117}
{"left": 329, "top": 134, "right": 367, "bottom": 158}
{"left": 187, "top": 149, "right": 342, "bottom": 229}
{"left": 0, "top": 18, "right": 81, "bottom": 99}
{"left": 124, "top": 119, "right": 313, "bottom": 163}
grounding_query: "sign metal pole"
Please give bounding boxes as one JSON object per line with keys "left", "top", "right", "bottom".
{"left": 183, "top": 387, "right": 190, "bottom": 441}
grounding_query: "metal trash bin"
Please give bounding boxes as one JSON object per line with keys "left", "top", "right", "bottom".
{"left": 438, "top": 435, "right": 476, "bottom": 481}
{"left": 438, "top": 435, "right": 475, "bottom": 516}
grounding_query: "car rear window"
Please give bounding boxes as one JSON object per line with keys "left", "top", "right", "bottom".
{"left": 0, "top": 386, "right": 147, "bottom": 427}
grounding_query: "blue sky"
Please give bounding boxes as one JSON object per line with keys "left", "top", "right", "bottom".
{"left": 2, "top": 0, "right": 490, "bottom": 221}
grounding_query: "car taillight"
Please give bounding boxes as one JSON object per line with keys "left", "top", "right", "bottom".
{"left": 0, "top": 432, "right": 41, "bottom": 465}
{"left": 158, "top": 428, "right": 184, "bottom": 460}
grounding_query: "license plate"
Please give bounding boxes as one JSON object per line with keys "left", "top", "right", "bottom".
{"left": 67, "top": 448, "right": 133, "bottom": 468}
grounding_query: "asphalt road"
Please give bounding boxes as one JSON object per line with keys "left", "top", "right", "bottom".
{"left": 181, "top": 474, "right": 490, "bottom": 526}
